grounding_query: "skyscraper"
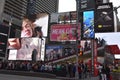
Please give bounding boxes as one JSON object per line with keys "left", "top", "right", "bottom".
{"left": 0, "top": 0, "right": 58, "bottom": 27}
{"left": 0, "top": 0, "right": 27, "bottom": 27}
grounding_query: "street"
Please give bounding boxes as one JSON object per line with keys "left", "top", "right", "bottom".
{"left": 0, "top": 74, "right": 60, "bottom": 80}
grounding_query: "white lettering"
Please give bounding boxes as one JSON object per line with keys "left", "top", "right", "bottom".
{"left": 97, "top": 5, "right": 111, "bottom": 9}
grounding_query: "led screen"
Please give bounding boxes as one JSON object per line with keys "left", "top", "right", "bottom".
{"left": 8, "top": 37, "right": 42, "bottom": 60}
{"left": 82, "top": 10, "right": 94, "bottom": 39}
{"left": 50, "top": 24, "right": 80, "bottom": 42}
{"left": 45, "top": 45, "right": 63, "bottom": 61}
{"left": 95, "top": 3, "right": 114, "bottom": 32}
{"left": 21, "top": 13, "right": 49, "bottom": 38}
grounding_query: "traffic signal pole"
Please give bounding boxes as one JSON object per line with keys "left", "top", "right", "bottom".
{"left": 75, "top": 0, "right": 80, "bottom": 79}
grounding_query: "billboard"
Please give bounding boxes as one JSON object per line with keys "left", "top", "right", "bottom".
{"left": 45, "top": 45, "right": 63, "bottom": 61}
{"left": 81, "top": 10, "right": 95, "bottom": 39}
{"left": 34, "top": 13, "right": 49, "bottom": 37}
{"left": 45, "top": 45, "right": 77, "bottom": 61}
{"left": 50, "top": 24, "right": 80, "bottom": 42}
{"left": 95, "top": 3, "right": 114, "bottom": 32}
{"left": 21, "top": 13, "right": 49, "bottom": 38}
{"left": 80, "top": 40, "right": 91, "bottom": 51}
{"left": 8, "top": 37, "right": 41, "bottom": 60}
{"left": 7, "top": 13, "right": 49, "bottom": 61}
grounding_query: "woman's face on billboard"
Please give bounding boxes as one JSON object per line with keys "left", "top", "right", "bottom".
{"left": 21, "top": 19, "right": 34, "bottom": 37}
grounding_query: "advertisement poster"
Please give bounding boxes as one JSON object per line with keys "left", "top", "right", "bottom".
{"left": 8, "top": 37, "right": 41, "bottom": 60}
{"left": 50, "top": 24, "right": 80, "bottom": 41}
{"left": 95, "top": 3, "right": 114, "bottom": 32}
{"left": 7, "top": 13, "right": 49, "bottom": 61}
{"left": 21, "top": 13, "right": 49, "bottom": 38}
{"left": 81, "top": 10, "right": 95, "bottom": 39}
{"left": 45, "top": 45, "right": 63, "bottom": 61}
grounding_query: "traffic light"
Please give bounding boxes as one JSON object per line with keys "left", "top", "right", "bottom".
{"left": 79, "top": 51, "right": 83, "bottom": 56}
{"left": 78, "top": 47, "right": 83, "bottom": 56}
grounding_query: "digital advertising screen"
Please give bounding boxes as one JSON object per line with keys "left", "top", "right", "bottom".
{"left": 81, "top": 40, "right": 91, "bottom": 51}
{"left": 50, "top": 24, "right": 80, "bottom": 42}
{"left": 7, "top": 13, "right": 48, "bottom": 61}
{"left": 81, "top": 10, "right": 95, "bottom": 39}
{"left": 8, "top": 37, "right": 41, "bottom": 60}
{"left": 21, "top": 13, "right": 49, "bottom": 38}
{"left": 95, "top": 3, "right": 114, "bottom": 32}
{"left": 45, "top": 45, "right": 63, "bottom": 61}
{"left": 34, "top": 13, "right": 49, "bottom": 37}
{"left": 63, "top": 46, "right": 76, "bottom": 56}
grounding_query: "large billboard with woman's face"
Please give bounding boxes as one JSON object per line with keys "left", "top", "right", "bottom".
{"left": 21, "top": 13, "right": 49, "bottom": 38}
{"left": 7, "top": 13, "right": 49, "bottom": 61}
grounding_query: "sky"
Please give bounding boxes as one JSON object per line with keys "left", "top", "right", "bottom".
{"left": 58, "top": 0, "right": 120, "bottom": 49}
{"left": 95, "top": 32, "right": 120, "bottom": 49}
{"left": 109, "top": 0, "right": 120, "bottom": 21}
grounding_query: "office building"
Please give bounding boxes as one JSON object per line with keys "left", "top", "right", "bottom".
{"left": 0, "top": 0, "right": 58, "bottom": 27}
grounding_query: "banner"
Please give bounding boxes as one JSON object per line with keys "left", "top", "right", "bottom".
{"left": 45, "top": 45, "right": 63, "bottom": 61}
{"left": 50, "top": 24, "right": 80, "bottom": 41}
{"left": 95, "top": 3, "right": 114, "bottom": 32}
{"left": 8, "top": 37, "right": 41, "bottom": 61}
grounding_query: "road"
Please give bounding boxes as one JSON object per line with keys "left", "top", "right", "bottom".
{"left": 0, "top": 74, "right": 61, "bottom": 80}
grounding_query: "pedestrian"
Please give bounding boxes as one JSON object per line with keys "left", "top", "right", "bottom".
{"left": 101, "top": 66, "right": 107, "bottom": 80}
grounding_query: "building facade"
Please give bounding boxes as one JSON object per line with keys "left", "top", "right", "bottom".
{"left": 0, "top": 0, "right": 58, "bottom": 60}
{"left": 0, "top": 0, "right": 27, "bottom": 27}
{"left": 0, "top": 0, "right": 58, "bottom": 27}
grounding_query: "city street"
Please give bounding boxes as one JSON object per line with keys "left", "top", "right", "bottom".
{"left": 0, "top": 74, "right": 60, "bottom": 80}
{"left": 0, "top": 0, "right": 119, "bottom": 80}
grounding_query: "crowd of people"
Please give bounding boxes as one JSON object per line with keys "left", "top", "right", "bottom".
{"left": 97, "top": 64, "right": 112, "bottom": 80}
{"left": 0, "top": 60, "right": 90, "bottom": 78}
{"left": 0, "top": 60, "right": 115, "bottom": 80}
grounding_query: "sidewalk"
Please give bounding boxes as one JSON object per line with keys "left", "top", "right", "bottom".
{"left": 57, "top": 76, "right": 99, "bottom": 80}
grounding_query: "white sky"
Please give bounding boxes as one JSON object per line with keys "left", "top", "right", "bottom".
{"left": 95, "top": 32, "right": 120, "bottom": 49}
{"left": 109, "top": 0, "right": 120, "bottom": 21}
{"left": 58, "top": 0, "right": 76, "bottom": 12}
